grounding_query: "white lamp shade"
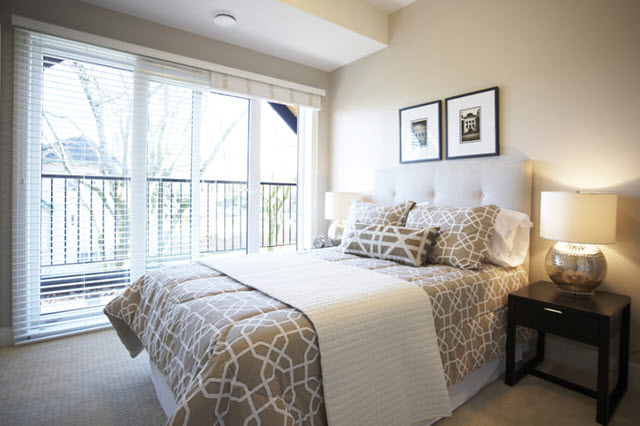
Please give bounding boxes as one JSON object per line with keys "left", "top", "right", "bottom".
{"left": 325, "top": 192, "right": 362, "bottom": 220}
{"left": 540, "top": 192, "right": 617, "bottom": 244}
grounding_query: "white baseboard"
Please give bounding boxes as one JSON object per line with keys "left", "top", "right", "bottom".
{"left": 0, "top": 326, "right": 13, "bottom": 348}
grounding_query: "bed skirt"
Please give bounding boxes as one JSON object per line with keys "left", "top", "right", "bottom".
{"left": 151, "top": 342, "right": 530, "bottom": 422}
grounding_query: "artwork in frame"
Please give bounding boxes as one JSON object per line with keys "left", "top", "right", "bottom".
{"left": 445, "top": 87, "right": 499, "bottom": 159}
{"left": 399, "top": 100, "right": 442, "bottom": 163}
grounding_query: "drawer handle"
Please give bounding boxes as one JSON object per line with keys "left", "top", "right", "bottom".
{"left": 544, "top": 307, "right": 563, "bottom": 314}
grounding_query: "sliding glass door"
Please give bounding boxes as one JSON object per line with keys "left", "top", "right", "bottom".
{"left": 39, "top": 55, "right": 134, "bottom": 329}
{"left": 14, "top": 30, "right": 302, "bottom": 342}
{"left": 146, "top": 81, "right": 196, "bottom": 268}
{"left": 199, "top": 93, "right": 250, "bottom": 256}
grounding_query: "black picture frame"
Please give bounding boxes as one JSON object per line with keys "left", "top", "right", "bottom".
{"left": 445, "top": 87, "right": 499, "bottom": 160}
{"left": 399, "top": 100, "right": 442, "bottom": 164}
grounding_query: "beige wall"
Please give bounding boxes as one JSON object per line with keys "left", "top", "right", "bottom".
{"left": 330, "top": 0, "right": 640, "bottom": 368}
{"left": 0, "top": 0, "right": 330, "bottom": 341}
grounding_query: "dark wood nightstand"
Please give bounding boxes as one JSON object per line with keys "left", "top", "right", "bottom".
{"left": 505, "top": 281, "right": 631, "bottom": 426}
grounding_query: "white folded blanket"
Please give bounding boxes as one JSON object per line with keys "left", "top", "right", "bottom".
{"left": 201, "top": 252, "right": 451, "bottom": 426}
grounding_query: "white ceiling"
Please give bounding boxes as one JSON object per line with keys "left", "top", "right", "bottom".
{"left": 81, "top": 0, "right": 389, "bottom": 72}
{"left": 362, "top": 0, "right": 416, "bottom": 14}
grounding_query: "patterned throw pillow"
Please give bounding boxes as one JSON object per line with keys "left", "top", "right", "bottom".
{"left": 341, "top": 200, "right": 415, "bottom": 246}
{"left": 405, "top": 204, "right": 500, "bottom": 270}
{"left": 343, "top": 223, "right": 439, "bottom": 267}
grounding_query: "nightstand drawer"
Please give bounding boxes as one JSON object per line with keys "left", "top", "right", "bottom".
{"left": 512, "top": 298, "right": 599, "bottom": 345}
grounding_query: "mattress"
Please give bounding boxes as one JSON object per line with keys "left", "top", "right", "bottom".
{"left": 105, "top": 247, "right": 533, "bottom": 425}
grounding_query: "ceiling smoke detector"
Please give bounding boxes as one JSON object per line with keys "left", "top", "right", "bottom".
{"left": 213, "top": 12, "right": 237, "bottom": 28}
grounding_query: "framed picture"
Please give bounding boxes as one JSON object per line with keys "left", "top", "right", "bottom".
{"left": 399, "top": 100, "right": 442, "bottom": 163}
{"left": 445, "top": 87, "right": 499, "bottom": 159}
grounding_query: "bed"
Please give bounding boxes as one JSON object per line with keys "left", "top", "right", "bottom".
{"left": 105, "top": 160, "right": 534, "bottom": 425}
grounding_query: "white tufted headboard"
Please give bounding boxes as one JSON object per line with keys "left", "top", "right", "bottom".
{"left": 372, "top": 160, "right": 533, "bottom": 272}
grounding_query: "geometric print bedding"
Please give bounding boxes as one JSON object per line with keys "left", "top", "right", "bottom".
{"left": 341, "top": 200, "right": 415, "bottom": 246}
{"left": 342, "top": 222, "right": 439, "bottom": 267}
{"left": 104, "top": 247, "right": 533, "bottom": 426}
{"left": 406, "top": 204, "right": 500, "bottom": 270}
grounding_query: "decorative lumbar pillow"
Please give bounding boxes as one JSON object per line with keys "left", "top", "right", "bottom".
{"left": 485, "top": 208, "right": 533, "bottom": 268}
{"left": 342, "top": 223, "right": 439, "bottom": 267}
{"left": 405, "top": 204, "right": 500, "bottom": 270}
{"left": 341, "top": 200, "right": 415, "bottom": 246}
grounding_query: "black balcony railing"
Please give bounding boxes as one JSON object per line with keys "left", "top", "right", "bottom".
{"left": 261, "top": 181, "right": 297, "bottom": 248}
{"left": 40, "top": 174, "right": 297, "bottom": 306}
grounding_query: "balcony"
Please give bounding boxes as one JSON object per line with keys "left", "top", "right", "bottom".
{"left": 40, "top": 174, "right": 297, "bottom": 323}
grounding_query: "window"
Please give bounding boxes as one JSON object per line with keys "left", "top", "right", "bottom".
{"left": 260, "top": 101, "right": 299, "bottom": 250}
{"left": 13, "top": 29, "right": 316, "bottom": 342}
{"left": 198, "top": 93, "right": 250, "bottom": 255}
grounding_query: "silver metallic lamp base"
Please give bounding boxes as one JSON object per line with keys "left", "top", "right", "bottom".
{"left": 327, "top": 220, "right": 346, "bottom": 246}
{"left": 545, "top": 242, "right": 607, "bottom": 297}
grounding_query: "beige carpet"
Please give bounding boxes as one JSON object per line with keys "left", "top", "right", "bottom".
{"left": 438, "top": 365, "right": 639, "bottom": 426}
{"left": 0, "top": 329, "right": 166, "bottom": 426}
{"left": 0, "top": 328, "right": 638, "bottom": 425}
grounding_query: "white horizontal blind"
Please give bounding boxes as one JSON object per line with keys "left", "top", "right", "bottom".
{"left": 12, "top": 15, "right": 324, "bottom": 109}
{"left": 12, "top": 29, "right": 211, "bottom": 342}
{"left": 13, "top": 29, "right": 43, "bottom": 342}
{"left": 13, "top": 29, "right": 139, "bottom": 341}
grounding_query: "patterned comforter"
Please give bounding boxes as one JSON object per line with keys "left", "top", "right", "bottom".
{"left": 105, "top": 248, "right": 533, "bottom": 425}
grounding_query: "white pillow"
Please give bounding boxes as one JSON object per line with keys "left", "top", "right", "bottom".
{"left": 485, "top": 208, "right": 533, "bottom": 268}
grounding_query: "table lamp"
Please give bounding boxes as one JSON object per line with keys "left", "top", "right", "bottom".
{"left": 325, "top": 192, "right": 362, "bottom": 246}
{"left": 540, "top": 191, "right": 617, "bottom": 296}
